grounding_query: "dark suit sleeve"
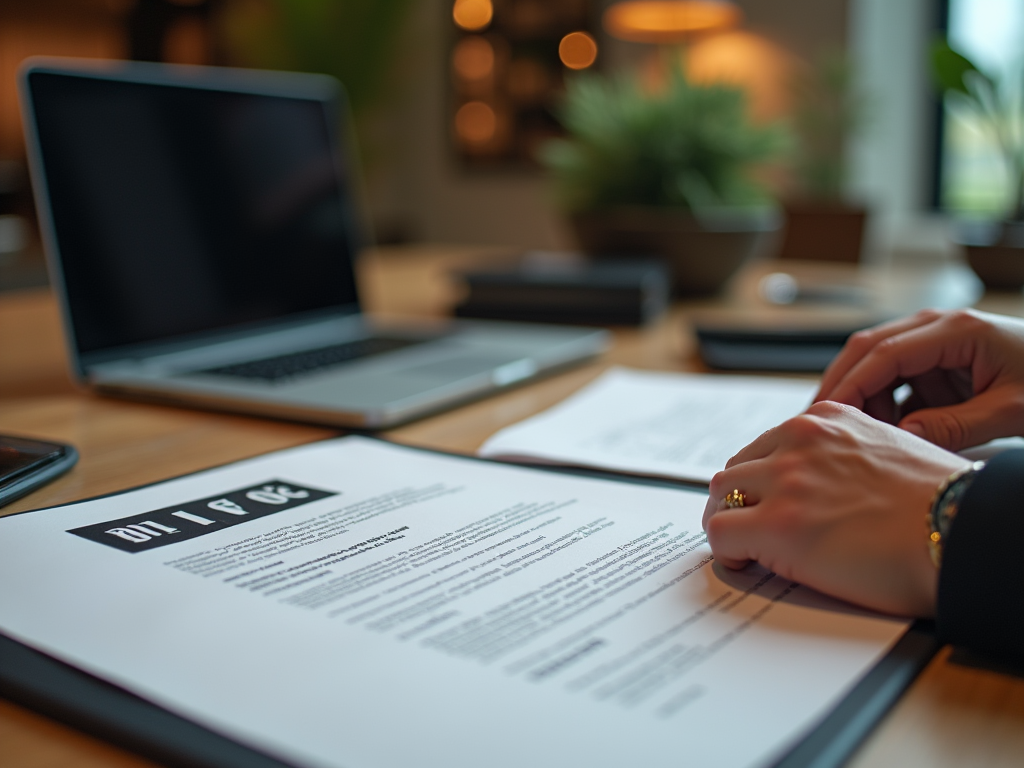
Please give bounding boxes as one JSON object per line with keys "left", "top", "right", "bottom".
{"left": 936, "top": 448, "right": 1024, "bottom": 662}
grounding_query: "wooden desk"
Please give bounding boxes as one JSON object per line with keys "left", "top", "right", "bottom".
{"left": 1, "top": 245, "right": 1023, "bottom": 768}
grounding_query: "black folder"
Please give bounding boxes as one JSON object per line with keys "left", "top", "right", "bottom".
{"left": 0, "top": 448, "right": 939, "bottom": 768}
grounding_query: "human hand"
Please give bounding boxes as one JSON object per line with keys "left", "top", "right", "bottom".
{"left": 814, "top": 309, "right": 1024, "bottom": 452}
{"left": 702, "top": 402, "right": 969, "bottom": 616}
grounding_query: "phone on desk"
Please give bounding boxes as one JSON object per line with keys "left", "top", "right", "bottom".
{"left": 0, "top": 435, "right": 78, "bottom": 508}
{"left": 691, "top": 307, "right": 883, "bottom": 372}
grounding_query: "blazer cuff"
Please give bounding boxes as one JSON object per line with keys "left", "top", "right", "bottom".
{"left": 936, "top": 448, "right": 1024, "bottom": 662}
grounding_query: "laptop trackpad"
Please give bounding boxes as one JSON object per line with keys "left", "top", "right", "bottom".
{"left": 291, "top": 353, "right": 526, "bottom": 408}
{"left": 397, "top": 354, "right": 520, "bottom": 381}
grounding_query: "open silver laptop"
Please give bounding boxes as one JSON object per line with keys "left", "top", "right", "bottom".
{"left": 19, "top": 58, "right": 607, "bottom": 428}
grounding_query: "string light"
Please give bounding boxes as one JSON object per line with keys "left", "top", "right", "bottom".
{"left": 453, "top": 0, "right": 493, "bottom": 31}
{"left": 558, "top": 31, "right": 598, "bottom": 70}
{"left": 455, "top": 101, "right": 497, "bottom": 144}
{"left": 453, "top": 36, "right": 495, "bottom": 81}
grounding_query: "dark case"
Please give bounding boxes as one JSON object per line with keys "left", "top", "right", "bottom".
{"left": 454, "top": 259, "right": 670, "bottom": 326}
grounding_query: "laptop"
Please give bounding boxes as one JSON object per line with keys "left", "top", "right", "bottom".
{"left": 19, "top": 58, "right": 607, "bottom": 428}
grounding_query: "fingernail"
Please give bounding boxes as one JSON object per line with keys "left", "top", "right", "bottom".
{"left": 903, "top": 422, "right": 925, "bottom": 438}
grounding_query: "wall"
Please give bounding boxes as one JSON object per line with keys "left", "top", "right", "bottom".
{"left": 370, "top": 0, "right": 570, "bottom": 250}
{"left": 847, "top": 0, "right": 953, "bottom": 262}
{"left": 376, "top": 0, "right": 851, "bottom": 250}
{"left": 0, "top": 1, "right": 128, "bottom": 160}
{"left": 0, "top": 0, "right": 858, "bottom": 253}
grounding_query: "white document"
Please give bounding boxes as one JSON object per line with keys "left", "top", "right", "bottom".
{"left": 480, "top": 368, "right": 818, "bottom": 483}
{"left": 0, "top": 437, "right": 905, "bottom": 768}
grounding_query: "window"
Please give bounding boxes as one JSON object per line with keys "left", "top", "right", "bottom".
{"left": 939, "top": 0, "right": 1024, "bottom": 217}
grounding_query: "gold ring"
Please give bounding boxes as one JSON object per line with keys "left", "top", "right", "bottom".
{"left": 724, "top": 489, "right": 746, "bottom": 509}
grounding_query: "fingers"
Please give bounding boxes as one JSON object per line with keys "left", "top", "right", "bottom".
{"left": 701, "top": 484, "right": 756, "bottom": 531}
{"left": 703, "top": 458, "right": 770, "bottom": 529}
{"left": 825, "top": 316, "right": 979, "bottom": 410}
{"left": 704, "top": 506, "right": 763, "bottom": 570}
{"left": 703, "top": 408, "right": 839, "bottom": 530}
{"left": 702, "top": 425, "right": 784, "bottom": 526}
{"left": 898, "top": 387, "right": 1022, "bottom": 451}
{"left": 897, "top": 368, "right": 973, "bottom": 420}
{"left": 816, "top": 311, "right": 943, "bottom": 403}
{"left": 723, "top": 424, "right": 784, "bottom": 469}
{"left": 863, "top": 384, "right": 900, "bottom": 424}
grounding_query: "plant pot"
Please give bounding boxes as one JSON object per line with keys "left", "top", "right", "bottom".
{"left": 570, "top": 207, "right": 780, "bottom": 296}
{"left": 777, "top": 202, "right": 869, "bottom": 262}
{"left": 954, "top": 221, "right": 1024, "bottom": 291}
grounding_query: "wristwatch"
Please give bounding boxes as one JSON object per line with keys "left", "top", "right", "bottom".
{"left": 927, "top": 460, "right": 986, "bottom": 568}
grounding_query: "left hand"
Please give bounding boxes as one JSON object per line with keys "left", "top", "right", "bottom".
{"left": 702, "top": 402, "right": 969, "bottom": 616}
{"left": 813, "top": 309, "right": 1024, "bottom": 451}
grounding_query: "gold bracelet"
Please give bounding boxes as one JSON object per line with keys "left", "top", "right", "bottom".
{"left": 927, "top": 460, "right": 985, "bottom": 569}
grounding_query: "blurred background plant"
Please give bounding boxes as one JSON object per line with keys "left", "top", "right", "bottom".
{"left": 220, "top": 0, "right": 414, "bottom": 119}
{"left": 540, "top": 62, "right": 789, "bottom": 214}
{"left": 774, "top": 49, "right": 870, "bottom": 263}
{"left": 541, "top": 60, "right": 788, "bottom": 295}
{"left": 218, "top": 0, "right": 416, "bottom": 241}
{"left": 789, "top": 50, "right": 864, "bottom": 202}
{"left": 0, "top": 1, "right": 960, "bottom": 262}
{"left": 933, "top": 38, "right": 1024, "bottom": 290}
{"left": 932, "top": 40, "right": 1024, "bottom": 223}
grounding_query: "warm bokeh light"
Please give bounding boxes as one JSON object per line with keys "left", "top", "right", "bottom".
{"left": 455, "top": 100, "right": 497, "bottom": 144}
{"left": 453, "top": 0, "right": 494, "bottom": 32}
{"left": 558, "top": 31, "right": 598, "bottom": 70}
{"left": 452, "top": 35, "right": 495, "bottom": 81}
{"left": 0, "top": 21, "right": 124, "bottom": 158}
{"left": 686, "top": 31, "right": 797, "bottom": 120}
{"left": 603, "top": 0, "right": 741, "bottom": 44}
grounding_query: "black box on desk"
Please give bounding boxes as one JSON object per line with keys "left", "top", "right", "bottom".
{"left": 454, "top": 257, "right": 670, "bottom": 326}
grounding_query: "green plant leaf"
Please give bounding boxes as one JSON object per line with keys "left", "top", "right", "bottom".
{"left": 931, "top": 40, "right": 985, "bottom": 96}
{"left": 541, "top": 65, "right": 788, "bottom": 213}
{"left": 930, "top": 39, "right": 1024, "bottom": 220}
{"left": 221, "top": 0, "right": 414, "bottom": 116}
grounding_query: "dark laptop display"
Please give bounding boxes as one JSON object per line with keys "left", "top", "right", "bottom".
{"left": 21, "top": 59, "right": 607, "bottom": 428}
{"left": 27, "top": 69, "right": 361, "bottom": 360}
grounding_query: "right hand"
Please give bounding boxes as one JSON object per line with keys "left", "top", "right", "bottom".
{"left": 814, "top": 309, "right": 1024, "bottom": 451}
{"left": 702, "top": 402, "right": 967, "bottom": 616}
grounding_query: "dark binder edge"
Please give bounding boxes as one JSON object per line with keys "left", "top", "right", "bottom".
{"left": 0, "top": 631, "right": 295, "bottom": 768}
{"left": 770, "top": 620, "right": 938, "bottom": 768}
{"left": 0, "top": 437, "right": 940, "bottom": 768}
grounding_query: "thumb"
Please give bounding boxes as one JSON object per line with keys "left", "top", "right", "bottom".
{"left": 899, "top": 391, "right": 1012, "bottom": 452}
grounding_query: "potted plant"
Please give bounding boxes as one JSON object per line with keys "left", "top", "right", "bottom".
{"left": 541, "top": 63, "right": 787, "bottom": 296}
{"left": 779, "top": 51, "right": 869, "bottom": 263}
{"left": 220, "top": 0, "right": 415, "bottom": 243}
{"left": 932, "top": 40, "right": 1024, "bottom": 290}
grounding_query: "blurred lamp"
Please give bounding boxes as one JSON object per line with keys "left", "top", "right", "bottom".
{"left": 453, "top": 0, "right": 493, "bottom": 32}
{"left": 603, "top": 0, "right": 741, "bottom": 44}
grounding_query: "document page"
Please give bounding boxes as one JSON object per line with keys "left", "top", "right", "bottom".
{"left": 0, "top": 437, "right": 905, "bottom": 768}
{"left": 480, "top": 368, "right": 818, "bottom": 483}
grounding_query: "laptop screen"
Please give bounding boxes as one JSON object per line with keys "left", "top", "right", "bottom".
{"left": 27, "top": 67, "right": 362, "bottom": 359}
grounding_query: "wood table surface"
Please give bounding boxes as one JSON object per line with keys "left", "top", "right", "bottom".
{"left": 1, "top": 245, "right": 1023, "bottom": 768}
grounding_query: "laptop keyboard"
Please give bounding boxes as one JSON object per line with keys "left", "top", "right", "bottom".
{"left": 201, "top": 337, "right": 425, "bottom": 382}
